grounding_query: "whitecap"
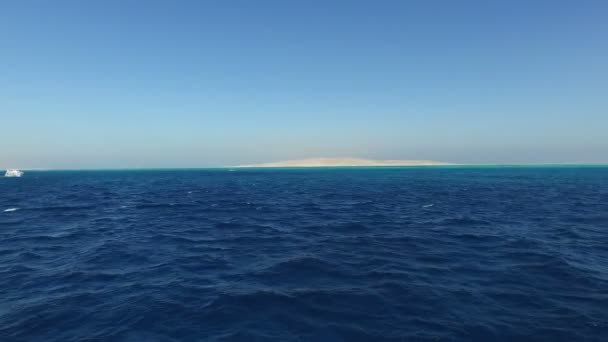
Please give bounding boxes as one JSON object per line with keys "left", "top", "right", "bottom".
{"left": 3, "top": 208, "right": 18, "bottom": 212}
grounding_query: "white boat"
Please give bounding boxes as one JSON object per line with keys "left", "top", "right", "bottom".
{"left": 5, "top": 169, "right": 24, "bottom": 177}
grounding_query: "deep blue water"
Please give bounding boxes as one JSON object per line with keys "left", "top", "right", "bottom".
{"left": 1, "top": 167, "right": 607, "bottom": 341}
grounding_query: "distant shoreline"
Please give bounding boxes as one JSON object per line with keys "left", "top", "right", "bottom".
{"left": 236, "top": 157, "right": 451, "bottom": 168}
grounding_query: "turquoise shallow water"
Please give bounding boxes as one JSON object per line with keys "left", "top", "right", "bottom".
{"left": 1, "top": 166, "right": 607, "bottom": 341}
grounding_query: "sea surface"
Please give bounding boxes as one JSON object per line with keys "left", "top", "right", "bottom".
{"left": 1, "top": 167, "right": 607, "bottom": 341}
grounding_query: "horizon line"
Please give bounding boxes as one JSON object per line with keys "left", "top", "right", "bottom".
{"left": 5, "top": 163, "right": 608, "bottom": 171}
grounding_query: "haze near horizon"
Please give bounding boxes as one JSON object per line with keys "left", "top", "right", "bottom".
{"left": 1, "top": 0, "right": 607, "bottom": 169}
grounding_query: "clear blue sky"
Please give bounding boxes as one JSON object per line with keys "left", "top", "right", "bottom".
{"left": 1, "top": 0, "right": 607, "bottom": 168}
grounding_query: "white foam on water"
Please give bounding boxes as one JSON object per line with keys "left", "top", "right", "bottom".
{"left": 3, "top": 208, "right": 19, "bottom": 212}
{"left": 422, "top": 204, "right": 434, "bottom": 208}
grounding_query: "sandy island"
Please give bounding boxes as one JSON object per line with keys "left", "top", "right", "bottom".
{"left": 236, "top": 157, "right": 451, "bottom": 168}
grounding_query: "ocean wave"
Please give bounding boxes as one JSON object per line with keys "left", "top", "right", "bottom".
{"left": 435, "top": 217, "right": 493, "bottom": 226}
{"left": 134, "top": 203, "right": 198, "bottom": 209}
{"left": 28, "top": 205, "right": 97, "bottom": 212}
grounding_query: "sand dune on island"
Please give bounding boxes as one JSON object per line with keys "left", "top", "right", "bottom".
{"left": 236, "top": 157, "right": 451, "bottom": 168}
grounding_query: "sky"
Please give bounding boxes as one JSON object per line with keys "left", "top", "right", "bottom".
{"left": 1, "top": 0, "right": 607, "bottom": 168}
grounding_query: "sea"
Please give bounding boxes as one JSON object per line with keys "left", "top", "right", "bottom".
{"left": 1, "top": 166, "right": 607, "bottom": 341}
